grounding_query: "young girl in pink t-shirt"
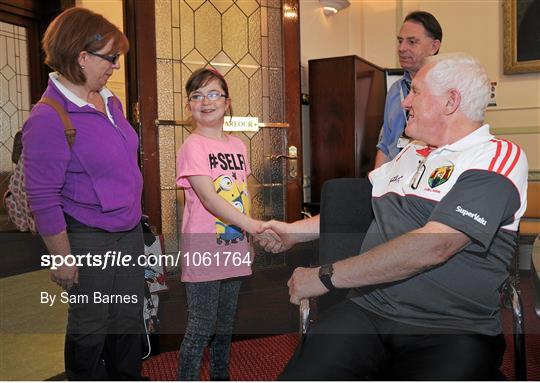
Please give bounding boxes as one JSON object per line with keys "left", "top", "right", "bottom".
{"left": 175, "top": 68, "right": 276, "bottom": 380}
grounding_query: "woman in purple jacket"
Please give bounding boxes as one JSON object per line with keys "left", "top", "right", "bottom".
{"left": 23, "top": 7, "right": 144, "bottom": 380}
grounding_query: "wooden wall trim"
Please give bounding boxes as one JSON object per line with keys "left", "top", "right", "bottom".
{"left": 0, "top": 0, "right": 39, "bottom": 19}
{"left": 490, "top": 126, "right": 540, "bottom": 135}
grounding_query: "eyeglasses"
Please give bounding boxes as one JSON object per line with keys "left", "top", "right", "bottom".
{"left": 88, "top": 51, "right": 121, "bottom": 65}
{"left": 188, "top": 91, "right": 227, "bottom": 102}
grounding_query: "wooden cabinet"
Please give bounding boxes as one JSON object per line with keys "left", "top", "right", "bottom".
{"left": 309, "top": 55, "right": 388, "bottom": 202}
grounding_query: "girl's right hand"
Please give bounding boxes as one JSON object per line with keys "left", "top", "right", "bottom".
{"left": 251, "top": 219, "right": 283, "bottom": 252}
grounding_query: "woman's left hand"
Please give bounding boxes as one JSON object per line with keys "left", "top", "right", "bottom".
{"left": 50, "top": 264, "right": 79, "bottom": 291}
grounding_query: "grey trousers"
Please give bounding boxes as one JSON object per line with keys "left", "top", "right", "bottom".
{"left": 64, "top": 214, "right": 145, "bottom": 380}
{"left": 177, "top": 279, "right": 242, "bottom": 381}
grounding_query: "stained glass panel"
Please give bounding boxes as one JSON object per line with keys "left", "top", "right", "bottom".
{"left": 161, "top": 189, "right": 179, "bottom": 253}
{"left": 238, "top": 53, "right": 259, "bottom": 78}
{"left": 210, "top": 51, "right": 235, "bottom": 75}
{"left": 209, "top": 0, "right": 234, "bottom": 13}
{"left": 172, "top": 0, "right": 180, "bottom": 27}
{"left": 172, "top": 27, "right": 181, "bottom": 60}
{"left": 225, "top": 66, "right": 249, "bottom": 116}
{"left": 237, "top": 0, "right": 259, "bottom": 16}
{"left": 248, "top": 69, "right": 262, "bottom": 118}
{"left": 180, "top": 1, "right": 195, "bottom": 56}
{"left": 194, "top": 2, "right": 221, "bottom": 60}
{"left": 0, "top": 21, "right": 30, "bottom": 205}
{"left": 248, "top": 9, "right": 262, "bottom": 63}
{"left": 269, "top": 67, "right": 283, "bottom": 121}
{"left": 155, "top": 0, "right": 172, "bottom": 59}
{"left": 183, "top": 50, "right": 207, "bottom": 72}
{"left": 267, "top": 7, "right": 282, "bottom": 68}
{"left": 223, "top": 5, "right": 248, "bottom": 62}
{"left": 159, "top": 125, "right": 176, "bottom": 189}
{"left": 157, "top": 59, "right": 174, "bottom": 120}
{"left": 250, "top": 129, "right": 264, "bottom": 184}
{"left": 185, "top": 0, "right": 205, "bottom": 10}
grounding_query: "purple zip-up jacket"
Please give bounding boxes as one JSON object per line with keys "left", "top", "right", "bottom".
{"left": 23, "top": 80, "right": 143, "bottom": 236}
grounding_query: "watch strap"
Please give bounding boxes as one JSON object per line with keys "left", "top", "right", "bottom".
{"left": 319, "top": 263, "right": 335, "bottom": 291}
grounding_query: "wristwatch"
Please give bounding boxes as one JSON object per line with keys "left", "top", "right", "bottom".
{"left": 318, "top": 263, "right": 336, "bottom": 291}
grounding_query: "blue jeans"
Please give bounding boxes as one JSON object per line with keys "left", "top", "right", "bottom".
{"left": 177, "top": 279, "right": 242, "bottom": 380}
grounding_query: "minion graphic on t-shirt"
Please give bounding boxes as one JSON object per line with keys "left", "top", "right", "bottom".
{"left": 213, "top": 174, "right": 250, "bottom": 245}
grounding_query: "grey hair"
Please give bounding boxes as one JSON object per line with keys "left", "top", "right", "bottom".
{"left": 424, "top": 53, "right": 490, "bottom": 122}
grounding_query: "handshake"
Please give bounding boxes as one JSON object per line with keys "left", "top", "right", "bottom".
{"left": 246, "top": 216, "right": 323, "bottom": 305}
{"left": 248, "top": 216, "right": 324, "bottom": 305}
{"left": 248, "top": 216, "right": 318, "bottom": 254}
{"left": 250, "top": 220, "right": 294, "bottom": 254}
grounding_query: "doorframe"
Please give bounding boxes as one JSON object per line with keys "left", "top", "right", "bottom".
{"left": 283, "top": 0, "right": 302, "bottom": 222}
{"left": 0, "top": 1, "right": 69, "bottom": 104}
{"left": 124, "top": 0, "right": 162, "bottom": 233}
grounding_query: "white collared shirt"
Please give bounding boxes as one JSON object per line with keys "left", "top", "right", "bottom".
{"left": 49, "top": 72, "right": 116, "bottom": 125}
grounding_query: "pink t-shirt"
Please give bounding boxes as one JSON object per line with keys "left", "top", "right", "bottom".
{"left": 176, "top": 133, "right": 253, "bottom": 282}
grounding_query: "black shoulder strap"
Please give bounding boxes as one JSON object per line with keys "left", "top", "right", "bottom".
{"left": 39, "top": 96, "right": 76, "bottom": 148}
{"left": 11, "top": 131, "right": 23, "bottom": 164}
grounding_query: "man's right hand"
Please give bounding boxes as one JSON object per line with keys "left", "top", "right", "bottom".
{"left": 51, "top": 265, "right": 78, "bottom": 291}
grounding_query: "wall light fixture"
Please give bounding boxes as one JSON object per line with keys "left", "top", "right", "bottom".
{"left": 319, "top": 0, "right": 350, "bottom": 16}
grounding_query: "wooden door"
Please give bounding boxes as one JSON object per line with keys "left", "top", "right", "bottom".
{"left": 124, "top": 0, "right": 306, "bottom": 350}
